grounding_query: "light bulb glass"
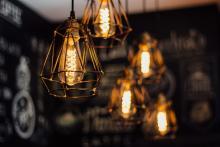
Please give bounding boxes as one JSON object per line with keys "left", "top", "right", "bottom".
{"left": 143, "top": 94, "right": 177, "bottom": 137}
{"left": 121, "top": 90, "right": 132, "bottom": 118}
{"left": 58, "top": 33, "right": 84, "bottom": 86}
{"left": 141, "top": 51, "right": 151, "bottom": 77}
{"left": 157, "top": 111, "right": 168, "bottom": 135}
{"left": 94, "top": 0, "right": 116, "bottom": 38}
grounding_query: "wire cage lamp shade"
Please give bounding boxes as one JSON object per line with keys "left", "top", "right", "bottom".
{"left": 108, "top": 67, "right": 146, "bottom": 123}
{"left": 40, "top": 17, "right": 103, "bottom": 99}
{"left": 143, "top": 93, "right": 177, "bottom": 138}
{"left": 82, "top": 0, "right": 132, "bottom": 49}
{"left": 131, "top": 33, "right": 166, "bottom": 84}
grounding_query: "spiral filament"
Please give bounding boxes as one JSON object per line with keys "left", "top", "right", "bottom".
{"left": 58, "top": 36, "right": 83, "bottom": 86}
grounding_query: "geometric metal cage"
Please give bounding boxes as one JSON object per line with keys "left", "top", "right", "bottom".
{"left": 131, "top": 33, "right": 166, "bottom": 85}
{"left": 108, "top": 67, "right": 146, "bottom": 123}
{"left": 40, "top": 17, "right": 103, "bottom": 99}
{"left": 82, "top": 0, "right": 132, "bottom": 49}
{"left": 143, "top": 94, "right": 178, "bottom": 137}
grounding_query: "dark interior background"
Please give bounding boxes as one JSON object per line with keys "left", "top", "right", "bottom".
{"left": 0, "top": 0, "right": 219, "bottom": 147}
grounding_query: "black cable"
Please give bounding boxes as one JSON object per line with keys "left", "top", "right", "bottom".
{"left": 125, "top": 0, "right": 129, "bottom": 14}
{"left": 155, "top": 0, "right": 159, "bottom": 11}
{"left": 72, "top": 0, "right": 74, "bottom": 12}
{"left": 143, "top": 0, "right": 146, "bottom": 12}
{"left": 70, "top": 0, "right": 75, "bottom": 18}
{"left": 154, "top": 0, "right": 160, "bottom": 36}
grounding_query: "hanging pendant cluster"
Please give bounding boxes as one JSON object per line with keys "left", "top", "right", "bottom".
{"left": 108, "top": 33, "right": 177, "bottom": 138}
{"left": 39, "top": 0, "right": 178, "bottom": 140}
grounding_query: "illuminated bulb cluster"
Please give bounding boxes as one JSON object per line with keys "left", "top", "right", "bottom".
{"left": 141, "top": 51, "right": 151, "bottom": 76}
{"left": 157, "top": 111, "right": 168, "bottom": 135}
{"left": 59, "top": 37, "right": 83, "bottom": 86}
{"left": 121, "top": 90, "right": 132, "bottom": 118}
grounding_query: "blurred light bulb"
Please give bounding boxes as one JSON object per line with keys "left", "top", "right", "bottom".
{"left": 95, "top": 0, "right": 115, "bottom": 37}
{"left": 121, "top": 90, "right": 132, "bottom": 118}
{"left": 141, "top": 51, "right": 151, "bottom": 76}
{"left": 58, "top": 32, "right": 84, "bottom": 86}
{"left": 157, "top": 111, "right": 168, "bottom": 135}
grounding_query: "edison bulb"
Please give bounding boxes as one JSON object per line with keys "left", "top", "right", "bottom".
{"left": 121, "top": 90, "right": 132, "bottom": 119}
{"left": 119, "top": 81, "right": 135, "bottom": 119}
{"left": 141, "top": 51, "right": 151, "bottom": 77}
{"left": 143, "top": 93, "right": 177, "bottom": 137}
{"left": 138, "top": 44, "right": 152, "bottom": 78}
{"left": 94, "top": 0, "right": 116, "bottom": 38}
{"left": 58, "top": 32, "right": 84, "bottom": 86}
{"left": 157, "top": 111, "right": 168, "bottom": 135}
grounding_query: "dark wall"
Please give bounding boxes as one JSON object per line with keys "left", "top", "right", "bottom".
{"left": 127, "top": 4, "right": 220, "bottom": 134}
{"left": 0, "top": 0, "right": 52, "bottom": 146}
{"left": 0, "top": 1, "right": 220, "bottom": 147}
{"left": 82, "top": 4, "right": 220, "bottom": 146}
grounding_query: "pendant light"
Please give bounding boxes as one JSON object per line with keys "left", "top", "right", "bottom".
{"left": 82, "top": 0, "right": 132, "bottom": 48}
{"left": 143, "top": 93, "right": 177, "bottom": 137}
{"left": 40, "top": 0, "right": 103, "bottom": 99}
{"left": 131, "top": 32, "right": 166, "bottom": 83}
{"left": 108, "top": 67, "right": 146, "bottom": 123}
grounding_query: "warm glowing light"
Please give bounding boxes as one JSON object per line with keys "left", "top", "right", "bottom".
{"left": 100, "top": 8, "right": 110, "bottom": 36}
{"left": 95, "top": 1, "right": 115, "bottom": 37}
{"left": 157, "top": 111, "right": 168, "bottom": 135}
{"left": 121, "top": 90, "right": 132, "bottom": 118}
{"left": 141, "top": 51, "right": 151, "bottom": 76}
{"left": 58, "top": 35, "right": 83, "bottom": 86}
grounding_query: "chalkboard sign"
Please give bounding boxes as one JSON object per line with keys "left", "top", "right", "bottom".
{"left": 83, "top": 4, "right": 220, "bottom": 137}
{"left": 123, "top": 4, "right": 220, "bottom": 134}
{"left": 0, "top": 1, "right": 219, "bottom": 146}
{"left": 0, "top": 0, "right": 51, "bottom": 146}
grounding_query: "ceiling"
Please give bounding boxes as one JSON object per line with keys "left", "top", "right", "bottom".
{"left": 18, "top": 0, "right": 220, "bottom": 22}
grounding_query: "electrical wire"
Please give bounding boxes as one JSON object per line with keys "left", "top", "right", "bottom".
{"left": 70, "top": 0, "right": 75, "bottom": 18}
{"left": 125, "top": 0, "right": 129, "bottom": 14}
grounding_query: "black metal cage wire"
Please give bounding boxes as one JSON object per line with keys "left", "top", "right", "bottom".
{"left": 82, "top": 0, "right": 132, "bottom": 49}
{"left": 131, "top": 36, "right": 166, "bottom": 85}
{"left": 108, "top": 67, "right": 147, "bottom": 124}
{"left": 40, "top": 18, "right": 103, "bottom": 99}
{"left": 109, "top": 81, "right": 147, "bottom": 124}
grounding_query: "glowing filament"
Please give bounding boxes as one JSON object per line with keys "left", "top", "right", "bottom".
{"left": 157, "top": 111, "right": 168, "bottom": 135}
{"left": 141, "top": 51, "right": 151, "bottom": 75}
{"left": 99, "top": 8, "right": 110, "bottom": 36}
{"left": 58, "top": 37, "right": 83, "bottom": 86}
{"left": 94, "top": 1, "right": 116, "bottom": 38}
{"left": 121, "top": 90, "right": 132, "bottom": 118}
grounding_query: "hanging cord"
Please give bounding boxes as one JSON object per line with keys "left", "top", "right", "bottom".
{"left": 155, "top": 0, "right": 159, "bottom": 12}
{"left": 125, "top": 0, "right": 129, "bottom": 14}
{"left": 143, "top": 0, "right": 146, "bottom": 12}
{"left": 70, "top": 0, "right": 75, "bottom": 18}
{"left": 154, "top": 0, "right": 160, "bottom": 34}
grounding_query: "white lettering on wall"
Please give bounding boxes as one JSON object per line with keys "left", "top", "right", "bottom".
{"left": 159, "top": 29, "right": 207, "bottom": 57}
{"left": 0, "top": 69, "right": 7, "bottom": 83}
{"left": 0, "top": 36, "right": 21, "bottom": 56}
{"left": 0, "top": 0, "right": 22, "bottom": 27}
{"left": 0, "top": 52, "right": 5, "bottom": 66}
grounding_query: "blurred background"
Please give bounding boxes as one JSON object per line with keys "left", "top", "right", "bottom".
{"left": 0, "top": 0, "right": 220, "bottom": 147}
